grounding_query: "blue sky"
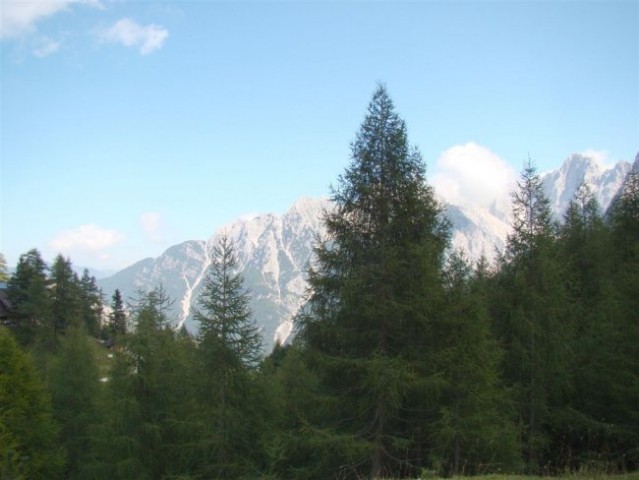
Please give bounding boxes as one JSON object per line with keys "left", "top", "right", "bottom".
{"left": 1, "top": 0, "right": 637, "bottom": 272}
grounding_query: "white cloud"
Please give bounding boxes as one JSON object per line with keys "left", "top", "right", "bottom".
{"left": 49, "top": 224, "right": 123, "bottom": 253}
{"left": 48, "top": 224, "right": 124, "bottom": 267}
{"left": 431, "top": 142, "right": 517, "bottom": 210}
{"left": 139, "top": 212, "right": 166, "bottom": 243}
{"left": 32, "top": 36, "right": 61, "bottom": 57}
{"left": 99, "top": 17, "right": 168, "bottom": 54}
{"left": 0, "top": 0, "right": 101, "bottom": 39}
{"left": 579, "top": 149, "right": 612, "bottom": 168}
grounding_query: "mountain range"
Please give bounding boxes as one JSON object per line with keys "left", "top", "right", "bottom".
{"left": 98, "top": 153, "right": 635, "bottom": 352}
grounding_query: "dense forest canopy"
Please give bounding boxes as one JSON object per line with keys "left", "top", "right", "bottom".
{"left": 1, "top": 86, "right": 637, "bottom": 479}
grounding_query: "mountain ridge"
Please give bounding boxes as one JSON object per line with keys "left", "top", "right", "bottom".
{"left": 98, "top": 154, "right": 633, "bottom": 352}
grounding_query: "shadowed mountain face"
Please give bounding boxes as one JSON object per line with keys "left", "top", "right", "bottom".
{"left": 99, "top": 155, "right": 632, "bottom": 353}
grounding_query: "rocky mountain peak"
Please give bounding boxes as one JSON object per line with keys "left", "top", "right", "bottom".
{"left": 542, "top": 154, "right": 630, "bottom": 220}
{"left": 99, "top": 154, "right": 632, "bottom": 353}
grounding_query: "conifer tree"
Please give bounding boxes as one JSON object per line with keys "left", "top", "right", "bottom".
{"left": 108, "top": 289, "right": 127, "bottom": 341}
{"left": 79, "top": 269, "right": 104, "bottom": 337}
{"left": 97, "top": 287, "right": 196, "bottom": 479}
{"left": 495, "top": 159, "right": 572, "bottom": 470}
{"left": 609, "top": 165, "right": 639, "bottom": 260}
{"left": 264, "top": 343, "right": 346, "bottom": 480}
{"left": 50, "top": 254, "right": 83, "bottom": 339}
{"left": 553, "top": 183, "right": 628, "bottom": 468}
{"left": 48, "top": 326, "right": 101, "bottom": 479}
{"left": 297, "top": 85, "right": 449, "bottom": 478}
{"left": 195, "top": 235, "right": 262, "bottom": 368}
{"left": 602, "top": 164, "right": 639, "bottom": 469}
{"left": 192, "top": 234, "right": 264, "bottom": 479}
{"left": 6, "top": 249, "right": 50, "bottom": 345}
{"left": 0, "top": 327, "right": 64, "bottom": 479}
{"left": 430, "top": 252, "right": 520, "bottom": 475}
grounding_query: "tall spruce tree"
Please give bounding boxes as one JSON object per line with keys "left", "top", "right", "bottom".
{"left": 554, "top": 183, "right": 626, "bottom": 468}
{"left": 297, "top": 85, "right": 449, "bottom": 479}
{"left": 192, "top": 234, "right": 264, "bottom": 479}
{"left": 50, "top": 255, "right": 83, "bottom": 340}
{"left": 6, "top": 249, "right": 50, "bottom": 346}
{"left": 79, "top": 269, "right": 104, "bottom": 337}
{"left": 495, "top": 159, "right": 572, "bottom": 471}
{"left": 430, "top": 252, "right": 520, "bottom": 475}
{"left": 48, "top": 326, "right": 101, "bottom": 479}
{"left": 108, "top": 289, "right": 127, "bottom": 341}
{"left": 603, "top": 164, "right": 639, "bottom": 469}
{"left": 195, "top": 234, "right": 262, "bottom": 369}
{"left": 609, "top": 164, "right": 639, "bottom": 261}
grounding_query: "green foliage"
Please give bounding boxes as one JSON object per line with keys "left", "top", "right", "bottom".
{"left": 107, "top": 288, "right": 127, "bottom": 341}
{"left": 48, "top": 326, "right": 102, "bottom": 479}
{"left": 609, "top": 166, "right": 639, "bottom": 259}
{"left": 79, "top": 269, "right": 104, "bottom": 337}
{"left": 50, "top": 254, "right": 83, "bottom": 340}
{"left": 95, "top": 287, "right": 198, "bottom": 480}
{"left": 429, "top": 252, "right": 520, "bottom": 475}
{"left": 191, "top": 234, "right": 266, "bottom": 479}
{"left": 297, "top": 85, "right": 450, "bottom": 478}
{"left": 5, "top": 252, "right": 106, "bottom": 354}
{"left": 6, "top": 249, "right": 50, "bottom": 346}
{"left": 495, "top": 160, "right": 574, "bottom": 470}
{"left": 265, "top": 345, "right": 365, "bottom": 480}
{"left": 0, "top": 327, "right": 65, "bottom": 479}
{"left": 195, "top": 234, "right": 262, "bottom": 368}
{"left": 3, "top": 94, "right": 638, "bottom": 479}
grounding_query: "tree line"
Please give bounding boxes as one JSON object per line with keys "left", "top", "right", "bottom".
{"left": 1, "top": 86, "right": 637, "bottom": 479}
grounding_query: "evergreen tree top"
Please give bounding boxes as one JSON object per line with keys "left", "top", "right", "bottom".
{"left": 326, "top": 85, "right": 448, "bottom": 258}
{"left": 195, "top": 235, "right": 262, "bottom": 368}
{"left": 334, "top": 85, "right": 426, "bottom": 213}
{"left": 506, "top": 158, "right": 555, "bottom": 260}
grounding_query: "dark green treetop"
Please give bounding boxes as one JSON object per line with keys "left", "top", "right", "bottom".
{"left": 6, "top": 249, "right": 51, "bottom": 346}
{"left": 298, "top": 85, "right": 449, "bottom": 479}
{"left": 108, "top": 288, "right": 127, "bottom": 339}
{"left": 50, "top": 254, "right": 83, "bottom": 339}
{"left": 195, "top": 234, "right": 262, "bottom": 369}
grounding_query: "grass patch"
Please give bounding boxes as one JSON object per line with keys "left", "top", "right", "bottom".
{"left": 440, "top": 475, "right": 639, "bottom": 480}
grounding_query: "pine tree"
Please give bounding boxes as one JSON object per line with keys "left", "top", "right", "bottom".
{"left": 97, "top": 287, "right": 197, "bottom": 479}
{"left": 495, "top": 159, "right": 572, "bottom": 471}
{"left": 264, "top": 343, "right": 349, "bottom": 480}
{"left": 602, "top": 164, "right": 639, "bottom": 469}
{"left": 6, "top": 249, "right": 50, "bottom": 346}
{"left": 553, "top": 183, "right": 632, "bottom": 469}
{"left": 0, "top": 327, "right": 65, "bottom": 479}
{"left": 79, "top": 269, "right": 104, "bottom": 337}
{"left": 609, "top": 165, "right": 639, "bottom": 261}
{"left": 192, "top": 234, "right": 264, "bottom": 479}
{"left": 48, "top": 326, "right": 101, "bottom": 479}
{"left": 429, "top": 252, "right": 520, "bottom": 475}
{"left": 297, "top": 85, "right": 449, "bottom": 478}
{"left": 195, "top": 234, "right": 262, "bottom": 368}
{"left": 50, "top": 254, "right": 83, "bottom": 339}
{"left": 108, "top": 289, "right": 127, "bottom": 342}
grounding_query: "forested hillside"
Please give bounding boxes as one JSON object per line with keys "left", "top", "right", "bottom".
{"left": 1, "top": 87, "right": 637, "bottom": 479}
